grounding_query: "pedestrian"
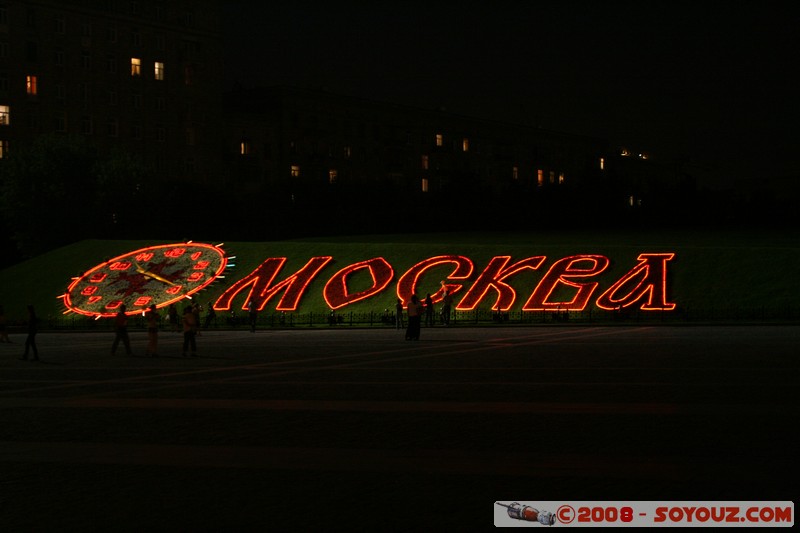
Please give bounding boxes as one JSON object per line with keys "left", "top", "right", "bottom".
{"left": 405, "top": 294, "right": 422, "bottom": 341}
{"left": 192, "top": 301, "right": 202, "bottom": 336}
{"left": 145, "top": 304, "right": 159, "bottom": 357}
{"left": 20, "top": 305, "right": 38, "bottom": 360}
{"left": 248, "top": 299, "right": 258, "bottom": 333}
{"left": 182, "top": 305, "right": 197, "bottom": 356}
{"left": 203, "top": 302, "right": 217, "bottom": 329}
{"left": 0, "top": 304, "right": 10, "bottom": 343}
{"left": 168, "top": 303, "right": 179, "bottom": 332}
{"left": 111, "top": 304, "right": 133, "bottom": 356}
{"left": 424, "top": 293, "right": 434, "bottom": 327}
{"left": 395, "top": 298, "right": 404, "bottom": 329}
{"left": 441, "top": 282, "right": 453, "bottom": 326}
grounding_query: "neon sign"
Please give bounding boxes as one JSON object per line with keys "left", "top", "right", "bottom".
{"left": 214, "top": 253, "right": 676, "bottom": 312}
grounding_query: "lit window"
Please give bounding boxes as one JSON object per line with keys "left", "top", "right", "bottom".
{"left": 421, "top": 155, "right": 429, "bottom": 170}
{"left": 0, "top": 140, "right": 8, "bottom": 158}
{"left": 621, "top": 148, "right": 630, "bottom": 157}
{"left": 154, "top": 61, "right": 164, "bottom": 81}
{"left": 549, "top": 171, "right": 555, "bottom": 184}
{"left": 291, "top": 165, "right": 300, "bottom": 177}
{"left": 599, "top": 157, "right": 605, "bottom": 170}
{"left": 240, "top": 140, "right": 250, "bottom": 155}
{"left": 435, "top": 133, "right": 443, "bottom": 147}
{"left": 639, "top": 153, "right": 649, "bottom": 160}
{"left": 0, "top": 105, "right": 9, "bottom": 125}
{"left": 537, "top": 169, "right": 544, "bottom": 187}
{"left": 131, "top": 57, "right": 141, "bottom": 76}
{"left": 558, "top": 172, "right": 565, "bottom": 185}
{"left": 512, "top": 166, "right": 519, "bottom": 180}
{"left": 329, "top": 169, "right": 338, "bottom": 184}
{"left": 462, "top": 138, "right": 469, "bottom": 152}
{"left": 26, "top": 75, "right": 38, "bottom": 95}
{"left": 421, "top": 178, "right": 429, "bottom": 192}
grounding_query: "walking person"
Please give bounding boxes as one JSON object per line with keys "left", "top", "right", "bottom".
{"left": 182, "top": 305, "right": 197, "bottom": 357}
{"left": 145, "top": 304, "right": 159, "bottom": 357}
{"left": 395, "top": 298, "right": 404, "bottom": 330}
{"left": 405, "top": 294, "right": 423, "bottom": 341}
{"left": 424, "top": 293, "right": 434, "bottom": 327}
{"left": 111, "top": 304, "right": 133, "bottom": 356}
{"left": 203, "top": 302, "right": 217, "bottom": 330}
{"left": 441, "top": 282, "right": 453, "bottom": 326}
{"left": 248, "top": 299, "right": 258, "bottom": 333}
{"left": 168, "top": 304, "right": 179, "bottom": 332}
{"left": 21, "top": 305, "right": 39, "bottom": 361}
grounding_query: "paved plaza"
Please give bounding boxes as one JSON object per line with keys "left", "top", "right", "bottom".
{"left": 1, "top": 324, "right": 797, "bottom": 529}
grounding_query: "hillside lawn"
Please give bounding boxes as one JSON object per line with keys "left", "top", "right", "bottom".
{"left": 1, "top": 228, "right": 798, "bottom": 325}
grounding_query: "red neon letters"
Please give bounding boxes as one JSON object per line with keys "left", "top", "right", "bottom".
{"left": 214, "top": 253, "right": 676, "bottom": 313}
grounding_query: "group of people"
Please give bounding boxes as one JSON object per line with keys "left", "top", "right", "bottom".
{"left": 111, "top": 302, "right": 214, "bottom": 358}
{"left": 398, "top": 283, "right": 454, "bottom": 341}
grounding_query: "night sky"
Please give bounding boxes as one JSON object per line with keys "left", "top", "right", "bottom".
{"left": 223, "top": 1, "right": 799, "bottom": 185}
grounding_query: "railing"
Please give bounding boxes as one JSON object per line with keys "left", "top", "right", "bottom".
{"left": 19, "top": 305, "right": 800, "bottom": 332}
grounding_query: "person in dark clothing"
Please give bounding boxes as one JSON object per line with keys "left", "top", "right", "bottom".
{"left": 182, "top": 305, "right": 197, "bottom": 356}
{"left": 424, "top": 293, "right": 434, "bottom": 327}
{"left": 21, "top": 305, "right": 39, "bottom": 361}
{"left": 203, "top": 302, "right": 217, "bottom": 329}
{"left": 405, "top": 294, "right": 423, "bottom": 341}
{"left": 111, "top": 304, "right": 133, "bottom": 356}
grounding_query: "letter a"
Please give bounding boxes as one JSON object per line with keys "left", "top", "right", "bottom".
{"left": 596, "top": 253, "right": 676, "bottom": 311}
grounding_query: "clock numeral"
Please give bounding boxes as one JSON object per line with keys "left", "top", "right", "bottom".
{"left": 187, "top": 272, "right": 204, "bottom": 283}
{"left": 191, "top": 251, "right": 203, "bottom": 261}
{"left": 134, "top": 296, "right": 152, "bottom": 307}
{"left": 90, "top": 273, "right": 108, "bottom": 283}
{"left": 165, "top": 286, "right": 183, "bottom": 295}
{"left": 164, "top": 248, "right": 186, "bottom": 258}
{"left": 136, "top": 252, "right": 154, "bottom": 262}
{"left": 81, "top": 286, "right": 99, "bottom": 296}
{"left": 110, "top": 261, "right": 132, "bottom": 271}
{"left": 105, "top": 300, "right": 124, "bottom": 310}
{"left": 194, "top": 261, "right": 210, "bottom": 270}
{"left": 88, "top": 296, "right": 103, "bottom": 304}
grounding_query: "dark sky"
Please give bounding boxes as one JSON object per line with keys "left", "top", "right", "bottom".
{"left": 222, "top": 1, "right": 800, "bottom": 183}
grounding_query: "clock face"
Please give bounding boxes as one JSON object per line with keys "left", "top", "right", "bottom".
{"left": 63, "top": 242, "right": 228, "bottom": 318}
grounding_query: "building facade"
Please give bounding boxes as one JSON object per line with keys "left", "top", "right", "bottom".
{"left": 0, "top": 0, "right": 224, "bottom": 185}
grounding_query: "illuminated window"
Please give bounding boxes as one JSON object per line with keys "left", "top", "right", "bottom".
{"left": 421, "top": 154, "right": 429, "bottom": 170}
{"left": 435, "top": 133, "right": 443, "bottom": 147}
{"left": 329, "top": 169, "right": 338, "bottom": 184}
{"left": 131, "top": 57, "right": 141, "bottom": 76}
{"left": 0, "top": 105, "right": 9, "bottom": 125}
{"left": 26, "top": 75, "right": 37, "bottom": 95}
{"left": 639, "top": 153, "right": 649, "bottom": 160}
{"left": 537, "top": 169, "right": 544, "bottom": 187}
{"left": 239, "top": 140, "right": 250, "bottom": 155}
{"left": 291, "top": 165, "right": 300, "bottom": 177}
{"left": 599, "top": 157, "right": 605, "bottom": 170}
{"left": 0, "top": 140, "right": 8, "bottom": 158}
{"left": 558, "top": 172, "right": 565, "bottom": 185}
{"left": 549, "top": 171, "right": 555, "bottom": 184}
{"left": 154, "top": 61, "right": 164, "bottom": 81}
{"left": 621, "top": 148, "right": 630, "bottom": 157}
{"left": 421, "top": 178, "right": 429, "bottom": 192}
{"left": 512, "top": 166, "right": 519, "bottom": 180}
{"left": 462, "top": 138, "right": 469, "bottom": 152}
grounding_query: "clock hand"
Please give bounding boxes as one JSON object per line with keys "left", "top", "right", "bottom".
{"left": 135, "top": 263, "right": 177, "bottom": 286}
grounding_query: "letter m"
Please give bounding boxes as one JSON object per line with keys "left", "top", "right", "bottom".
{"left": 214, "top": 257, "right": 332, "bottom": 312}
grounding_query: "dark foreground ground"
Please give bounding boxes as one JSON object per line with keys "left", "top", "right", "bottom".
{"left": 1, "top": 324, "right": 797, "bottom": 530}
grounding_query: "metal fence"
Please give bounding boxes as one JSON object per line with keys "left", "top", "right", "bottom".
{"left": 22, "top": 305, "right": 800, "bottom": 332}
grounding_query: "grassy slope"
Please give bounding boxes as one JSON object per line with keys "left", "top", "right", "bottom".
{"left": 1, "top": 229, "right": 798, "bottom": 322}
